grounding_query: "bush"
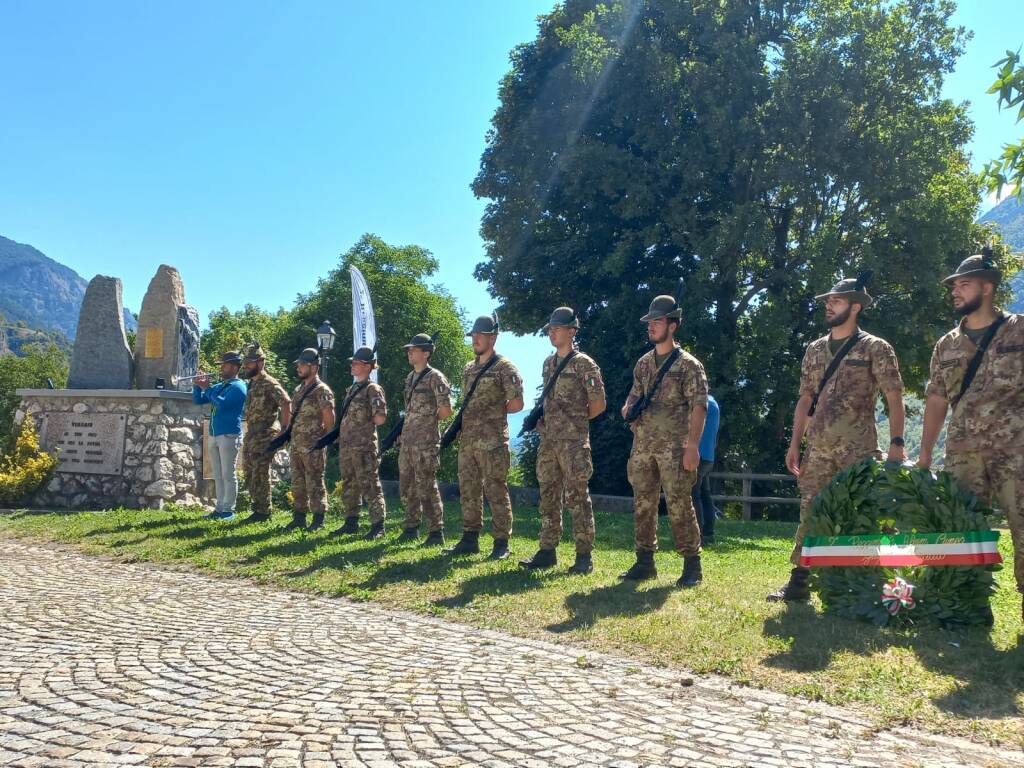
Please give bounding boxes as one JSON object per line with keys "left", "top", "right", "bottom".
{"left": 0, "top": 416, "right": 57, "bottom": 505}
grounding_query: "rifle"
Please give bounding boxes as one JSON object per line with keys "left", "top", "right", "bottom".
{"left": 311, "top": 379, "right": 371, "bottom": 451}
{"left": 439, "top": 353, "right": 502, "bottom": 452}
{"left": 265, "top": 379, "right": 318, "bottom": 455}
{"left": 624, "top": 348, "right": 681, "bottom": 423}
{"left": 519, "top": 350, "right": 577, "bottom": 436}
{"left": 379, "top": 333, "right": 440, "bottom": 456}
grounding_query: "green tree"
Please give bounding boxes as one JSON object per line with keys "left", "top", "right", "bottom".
{"left": 981, "top": 49, "right": 1024, "bottom": 199}
{"left": 473, "top": 0, "right": 1012, "bottom": 494}
{"left": 0, "top": 343, "right": 69, "bottom": 448}
{"left": 273, "top": 234, "right": 472, "bottom": 481}
{"left": 201, "top": 304, "right": 292, "bottom": 381}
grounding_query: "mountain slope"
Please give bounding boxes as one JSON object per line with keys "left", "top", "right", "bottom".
{"left": 979, "top": 196, "right": 1024, "bottom": 312}
{"left": 0, "top": 235, "right": 136, "bottom": 351}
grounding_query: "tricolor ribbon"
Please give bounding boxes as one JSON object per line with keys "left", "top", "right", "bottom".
{"left": 881, "top": 577, "right": 916, "bottom": 615}
{"left": 800, "top": 530, "right": 1002, "bottom": 567}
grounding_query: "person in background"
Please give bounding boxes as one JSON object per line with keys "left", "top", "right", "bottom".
{"left": 692, "top": 393, "right": 720, "bottom": 546}
{"left": 193, "top": 351, "right": 248, "bottom": 520}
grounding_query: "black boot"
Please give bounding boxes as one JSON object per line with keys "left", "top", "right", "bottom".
{"left": 364, "top": 521, "right": 385, "bottom": 541}
{"left": 241, "top": 512, "right": 271, "bottom": 524}
{"left": 422, "top": 529, "right": 445, "bottom": 547}
{"left": 488, "top": 538, "right": 510, "bottom": 561}
{"left": 306, "top": 513, "right": 325, "bottom": 532}
{"left": 766, "top": 567, "right": 811, "bottom": 602}
{"left": 677, "top": 555, "right": 703, "bottom": 588}
{"left": 567, "top": 552, "right": 593, "bottom": 575}
{"left": 619, "top": 549, "right": 657, "bottom": 581}
{"left": 284, "top": 512, "right": 306, "bottom": 531}
{"left": 519, "top": 548, "right": 556, "bottom": 570}
{"left": 397, "top": 526, "right": 419, "bottom": 543}
{"left": 331, "top": 515, "right": 360, "bottom": 536}
{"left": 444, "top": 530, "right": 480, "bottom": 556}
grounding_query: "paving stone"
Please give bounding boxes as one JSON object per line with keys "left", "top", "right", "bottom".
{"left": 0, "top": 538, "right": 1020, "bottom": 768}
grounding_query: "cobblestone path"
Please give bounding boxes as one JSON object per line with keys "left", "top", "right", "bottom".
{"left": 0, "top": 539, "right": 1018, "bottom": 767}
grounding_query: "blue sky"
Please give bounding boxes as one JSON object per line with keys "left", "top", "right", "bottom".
{"left": 2, "top": 1, "right": 1022, "bottom": 400}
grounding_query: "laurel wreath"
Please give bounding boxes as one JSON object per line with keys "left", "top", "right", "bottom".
{"left": 803, "top": 459, "right": 1000, "bottom": 627}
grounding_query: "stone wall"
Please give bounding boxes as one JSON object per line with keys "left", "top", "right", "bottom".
{"left": 16, "top": 389, "right": 213, "bottom": 510}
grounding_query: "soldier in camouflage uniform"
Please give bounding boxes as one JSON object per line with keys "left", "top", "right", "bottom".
{"left": 239, "top": 343, "right": 291, "bottom": 524}
{"left": 446, "top": 314, "right": 525, "bottom": 560}
{"left": 919, "top": 253, "right": 1024, "bottom": 621}
{"left": 331, "top": 346, "right": 389, "bottom": 539}
{"left": 770, "top": 275, "right": 905, "bottom": 602}
{"left": 519, "top": 308, "right": 606, "bottom": 575}
{"left": 397, "top": 333, "right": 454, "bottom": 546}
{"left": 285, "top": 348, "right": 336, "bottom": 531}
{"left": 620, "top": 294, "right": 708, "bottom": 587}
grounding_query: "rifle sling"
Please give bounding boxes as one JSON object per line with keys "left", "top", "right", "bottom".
{"left": 952, "top": 313, "right": 1008, "bottom": 409}
{"left": 455, "top": 354, "right": 502, "bottom": 421}
{"left": 630, "top": 348, "right": 681, "bottom": 420}
{"left": 808, "top": 330, "right": 863, "bottom": 417}
{"left": 537, "top": 351, "right": 577, "bottom": 408}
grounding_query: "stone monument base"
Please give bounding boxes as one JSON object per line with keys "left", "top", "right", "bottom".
{"left": 15, "top": 389, "right": 214, "bottom": 510}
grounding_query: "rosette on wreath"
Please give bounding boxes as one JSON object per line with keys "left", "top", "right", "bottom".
{"left": 800, "top": 459, "right": 1000, "bottom": 627}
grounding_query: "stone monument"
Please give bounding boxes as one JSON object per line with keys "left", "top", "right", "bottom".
{"left": 133, "top": 265, "right": 200, "bottom": 389}
{"left": 67, "top": 276, "right": 134, "bottom": 389}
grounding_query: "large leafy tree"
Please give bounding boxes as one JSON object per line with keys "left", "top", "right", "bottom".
{"left": 982, "top": 48, "right": 1024, "bottom": 199}
{"left": 201, "top": 304, "right": 292, "bottom": 381}
{"left": 0, "top": 343, "right": 68, "bottom": 449}
{"left": 473, "top": 0, "right": 1011, "bottom": 493}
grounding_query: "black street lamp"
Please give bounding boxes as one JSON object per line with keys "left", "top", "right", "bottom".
{"left": 316, "top": 320, "right": 336, "bottom": 375}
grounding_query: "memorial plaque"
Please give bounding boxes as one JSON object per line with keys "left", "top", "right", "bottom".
{"left": 144, "top": 327, "right": 163, "bottom": 359}
{"left": 41, "top": 412, "right": 127, "bottom": 475}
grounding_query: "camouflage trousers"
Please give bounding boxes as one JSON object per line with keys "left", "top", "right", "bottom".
{"left": 340, "top": 446, "right": 386, "bottom": 524}
{"left": 289, "top": 445, "right": 327, "bottom": 516}
{"left": 946, "top": 448, "right": 1024, "bottom": 593}
{"left": 399, "top": 444, "right": 444, "bottom": 532}
{"left": 627, "top": 449, "right": 700, "bottom": 557}
{"left": 458, "top": 441, "right": 513, "bottom": 539}
{"left": 537, "top": 437, "right": 595, "bottom": 554}
{"left": 792, "top": 444, "right": 881, "bottom": 565}
{"left": 241, "top": 437, "right": 273, "bottom": 515}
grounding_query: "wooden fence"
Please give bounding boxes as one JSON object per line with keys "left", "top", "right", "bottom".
{"left": 710, "top": 471, "right": 799, "bottom": 521}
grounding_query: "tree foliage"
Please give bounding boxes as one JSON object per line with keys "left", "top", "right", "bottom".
{"left": 473, "top": 0, "right": 1014, "bottom": 493}
{"left": 981, "top": 48, "right": 1024, "bottom": 200}
{"left": 201, "top": 304, "right": 292, "bottom": 381}
{"left": 0, "top": 344, "right": 69, "bottom": 449}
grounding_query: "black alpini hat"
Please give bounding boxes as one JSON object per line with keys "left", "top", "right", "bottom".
{"left": 403, "top": 332, "right": 439, "bottom": 351}
{"left": 639, "top": 295, "right": 682, "bottom": 322}
{"left": 349, "top": 346, "right": 377, "bottom": 364}
{"left": 542, "top": 306, "right": 579, "bottom": 331}
{"left": 220, "top": 350, "right": 243, "bottom": 365}
{"left": 942, "top": 251, "right": 1002, "bottom": 286}
{"left": 815, "top": 271, "right": 874, "bottom": 309}
{"left": 294, "top": 348, "right": 321, "bottom": 365}
{"left": 467, "top": 314, "right": 499, "bottom": 335}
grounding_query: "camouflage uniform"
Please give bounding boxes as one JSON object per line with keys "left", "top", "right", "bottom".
{"left": 338, "top": 381, "right": 388, "bottom": 524}
{"left": 288, "top": 378, "right": 335, "bottom": 517}
{"left": 536, "top": 352, "right": 605, "bottom": 554}
{"left": 400, "top": 367, "right": 453, "bottom": 532}
{"left": 793, "top": 331, "right": 903, "bottom": 564}
{"left": 927, "top": 313, "right": 1024, "bottom": 593}
{"left": 457, "top": 356, "right": 523, "bottom": 538}
{"left": 241, "top": 371, "right": 290, "bottom": 516}
{"left": 626, "top": 346, "right": 707, "bottom": 557}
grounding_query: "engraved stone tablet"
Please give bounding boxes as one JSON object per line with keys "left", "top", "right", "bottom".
{"left": 41, "top": 412, "right": 127, "bottom": 475}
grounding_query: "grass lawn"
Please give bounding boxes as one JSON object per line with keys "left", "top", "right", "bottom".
{"left": 1, "top": 501, "right": 1021, "bottom": 747}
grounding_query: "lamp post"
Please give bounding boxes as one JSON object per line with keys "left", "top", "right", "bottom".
{"left": 316, "top": 320, "right": 336, "bottom": 376}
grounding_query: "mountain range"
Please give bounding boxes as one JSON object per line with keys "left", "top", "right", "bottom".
{"left": 0, "top": 235, "right": 136, "bottom": 354}
{"left": 978, "top": 195, "right": 1024, "bottom": 312}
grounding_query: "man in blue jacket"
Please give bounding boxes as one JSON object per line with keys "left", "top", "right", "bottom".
{"left": 193, "top": 351, "right": 248, "bottom": 520}
{"left": 692, "top": 393, "right": 720, "bottom": 545}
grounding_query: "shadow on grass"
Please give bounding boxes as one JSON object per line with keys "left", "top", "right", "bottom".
{"left": 546, "top": 581, "right": 675, "bottom": 634}
{"left": 762, "top": 603, "right": 1024, "bottom": 721}
{"left": 432, "top": 564, "right": 557, "bottom": 609}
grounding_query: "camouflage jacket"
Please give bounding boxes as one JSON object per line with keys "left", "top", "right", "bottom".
{"left": 289, "top": 378, "right": 335, "bottom": 450}
{"left": 626, "top": 345, "right": 708, "bottom": 454}
{"left": 926, "top": 312, "right": 1024, "bottom": 452}
{"left": 459, "top": 355, "right": 523, "bottom": 446}
{"left": 536, "top": 351, "right": 605, "bottom": 441}
{"left": 339, "top": 380, "right": 387, "bottom": 451}
{"left": 243, "top": 371, "right": 290, "bottom": 441}
{"left": 402, "top": 367, "right": 453, "bottom": 448}
{"left": 799, "top": 330, "right": 902, "bottom": 453}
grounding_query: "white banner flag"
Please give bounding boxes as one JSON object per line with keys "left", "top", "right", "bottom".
{"left": 349, "top": 265, "right": 378, "bottom": 382}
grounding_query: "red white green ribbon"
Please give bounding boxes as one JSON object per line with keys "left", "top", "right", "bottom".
{"left": 881, "top": 576, "right": 916, "bottom": 614}
{"left": 800, "top": 531, "right": 1002, "bottom": 567}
